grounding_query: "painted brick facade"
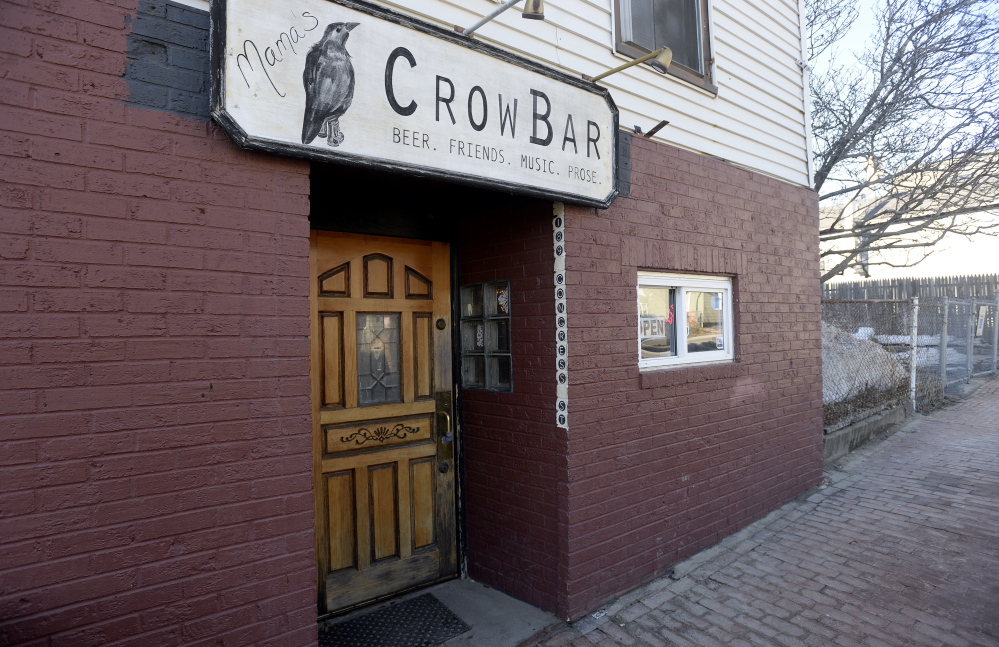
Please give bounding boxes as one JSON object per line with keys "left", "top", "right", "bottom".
{"left": 560, "top": 137, "right": 823, "bottom": 619}
{"left": 0, "top": 0, "right": 317, "bottom": 644}
{"left": 458, "top": 199, "right": 565, "bottom": 614}
{"left": 1, "top": 0, "right": 823, "bottom": 639}
{"left": 446, "top": 137, "right": 822, "bottom": 622}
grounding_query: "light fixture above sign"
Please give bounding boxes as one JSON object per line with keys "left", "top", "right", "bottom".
{"left": 210, "top": 0, "right": 618, "bottom": 208}
{"left": 459, "top": 0, "right": 545, "bottom": 37}
{"left": 586, "top": 47, "right": 673, "bottom": 82}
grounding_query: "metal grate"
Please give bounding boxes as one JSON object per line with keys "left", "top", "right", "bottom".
{"left": 319, "top": 594, "right": 470, "bottom": 647}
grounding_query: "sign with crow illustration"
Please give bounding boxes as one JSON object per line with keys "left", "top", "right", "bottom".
{"left": 302, "top": 21, "right": 358, "bottom": 148}
{"left": 211, "top": 0, "right": 618, "bottom": 207}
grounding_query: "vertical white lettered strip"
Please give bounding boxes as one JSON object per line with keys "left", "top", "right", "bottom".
{"left": 553, "top": 203, "right": 569, "bottom": 430}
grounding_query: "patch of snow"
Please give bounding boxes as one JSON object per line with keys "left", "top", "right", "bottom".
{"left": 822, "top": 322, "right": 907, "bottom": 404}
{"left": 896, "top": 346, "right": 968, "bottom": 368}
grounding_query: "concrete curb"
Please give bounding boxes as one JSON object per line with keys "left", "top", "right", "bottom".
{"left": 822, "top": 404, "right": 910, "bottom": 464}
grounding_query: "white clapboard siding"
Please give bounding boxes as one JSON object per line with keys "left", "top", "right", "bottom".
{"left": 381, "top": 0, "right": 810, "bottom": 186}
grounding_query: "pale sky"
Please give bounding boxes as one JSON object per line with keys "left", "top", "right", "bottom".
{"left": 865, "top": 232, "right": 999, "bottom": 279}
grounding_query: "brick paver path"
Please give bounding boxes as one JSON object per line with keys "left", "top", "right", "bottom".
{"left": 526, "top": 379, "right": 999, "bottom": 647}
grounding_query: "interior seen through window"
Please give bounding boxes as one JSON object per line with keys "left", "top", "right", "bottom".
{"left": 638, "top": 273, "right": 733, "bottom": 368}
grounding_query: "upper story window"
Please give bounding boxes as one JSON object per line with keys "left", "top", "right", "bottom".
{"left": 638, "top": 272, "right": 733, "bottom": 369}
{"left": 615, "top": 0, "right": 715, "bottom": 93}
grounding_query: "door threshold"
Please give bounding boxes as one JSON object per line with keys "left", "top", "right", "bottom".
{"left": 318, "top": 574, "right": 458, "bottom": 623}
{"left": 319, "top": 578, "right": 560, "bottom": 647}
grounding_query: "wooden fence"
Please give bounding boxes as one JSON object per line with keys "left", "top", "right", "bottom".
{"left": 823, "top": 274, "right": 999, "bottom": 301}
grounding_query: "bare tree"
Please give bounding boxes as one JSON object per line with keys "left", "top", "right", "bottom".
{"left": 806, "top": 0, "right": 858, "bottom": 60}
{"left": 809, "top": 0, "right": 999, "bottom": 282}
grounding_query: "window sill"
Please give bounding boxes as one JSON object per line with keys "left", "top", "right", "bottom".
{"left": 613, "top": 42, "right": 718, "bottom": 96}
{"left": 639, "top": 360, "right": 741, "bottom": 389}
{"left": 461, "top": 386, "right": 513, "bottom": 394}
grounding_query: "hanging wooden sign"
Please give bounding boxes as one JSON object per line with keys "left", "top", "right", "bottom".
{"left": 210, "top": 0, "right": 619, "bottom": 207}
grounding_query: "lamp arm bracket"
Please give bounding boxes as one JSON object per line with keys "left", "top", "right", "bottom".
{"left": 462, "top": 0, "right": 521, "bottom": 36}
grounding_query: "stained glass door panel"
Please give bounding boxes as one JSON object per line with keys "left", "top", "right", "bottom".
{"left": 310, "top": 232, "right": 455, "bottom": 615}
{"left": 356, "top": 313, "right": 402, "bottom": 405}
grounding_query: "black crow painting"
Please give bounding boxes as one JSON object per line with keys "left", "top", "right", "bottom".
{"left": 302, "top": 22, "right": 359, "bottom": 148}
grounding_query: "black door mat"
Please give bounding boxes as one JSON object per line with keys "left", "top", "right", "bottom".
{"left": 319, "top": 593, "right": 471, "bottom": 647}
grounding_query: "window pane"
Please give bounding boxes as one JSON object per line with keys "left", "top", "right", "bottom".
{"left": 462, "top": 355, "right": 485, "bottom": 389}
{"left": 686, "top": 291, "right": 724, "bottom": 353}
{"left": 656, "top": 0, "right": 701, "bottom": 72}
{"left": 486, "top": 319, "right": 510, "bottom": 352}
{"left": 461, "top": 320, "right": 485, "bottom": 352}
{"left": 487, "top": 356, "right": 512, "bottom": 391}
{"left": 356, "top": 313, "right": 402, "bottom": 405}
{"left": 461, "top": 284, "right": 483, "bottom": 318}
{"left": 638, "top": 286, "right": 676, "bottom": 358}
{"left": 629, "top": 0, "right": 656, "bottom": 50}
{"left": 485, "top": 282, "right": 510, "bottom": 317}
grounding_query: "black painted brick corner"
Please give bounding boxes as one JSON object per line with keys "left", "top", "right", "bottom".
{"left": 126, "top": 0, "right": 210, "bottom": 120}
{"left": 616, "top": 130, "right": 632, "bottom": 198}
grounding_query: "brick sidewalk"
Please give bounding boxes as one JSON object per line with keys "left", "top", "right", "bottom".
{"left": 525, "top": 379, "right": 999, "bottom": 647}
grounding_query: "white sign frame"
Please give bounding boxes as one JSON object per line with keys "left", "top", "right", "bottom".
{"left": 210, "top": 0, "right": 619, "bottom": 207}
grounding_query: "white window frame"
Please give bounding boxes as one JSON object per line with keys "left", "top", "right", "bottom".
{"left": 637, "top": 272, "right": 733, "bottom": 369}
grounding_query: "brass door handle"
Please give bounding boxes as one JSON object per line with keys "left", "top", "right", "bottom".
{"left": 440, "top": 410, "right": 453, "bottom": 443}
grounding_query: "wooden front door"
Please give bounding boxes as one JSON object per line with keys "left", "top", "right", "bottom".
{"left": 309, "top": 231, "right": 457, "bottom": 614}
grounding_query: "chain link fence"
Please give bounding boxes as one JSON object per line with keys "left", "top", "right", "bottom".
{"left": 822, "top": 298, "right": 999, "bottom": 431}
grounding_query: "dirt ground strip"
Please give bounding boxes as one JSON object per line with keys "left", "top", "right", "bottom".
{"left": 523, "top": 378, "right": 999, "bottom": 647}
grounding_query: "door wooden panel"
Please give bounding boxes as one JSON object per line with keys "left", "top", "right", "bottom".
{"left": 410, "top": 458, "right": 435, "bottom": 549}
{"left": 320, "top": 313, "right": 343, "bottom": 408}
{"left": 369, "top": 463, "right": 398, "bottom": 561}
{"left": 310, "top": 231, "right": 456, "bottom": 615}
{"left": 326, "top": 472, "right": 355, "bottom": 571}
{"left": 413, "top": 314, "right": 433, "bottom": 400}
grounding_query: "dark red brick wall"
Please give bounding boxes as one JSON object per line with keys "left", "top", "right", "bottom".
{"left": 458, "top": 199, "right": 567, "bottom": 614}
{"left": 0, "top": 1, "right": 317, "bottom": 645}
{"left": 560, "top": 137, "right": 823, "bottom": 619}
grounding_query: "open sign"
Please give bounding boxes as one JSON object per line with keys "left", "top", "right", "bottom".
{"left": 640, "top": 316, "right": 667, "bottom": 339}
